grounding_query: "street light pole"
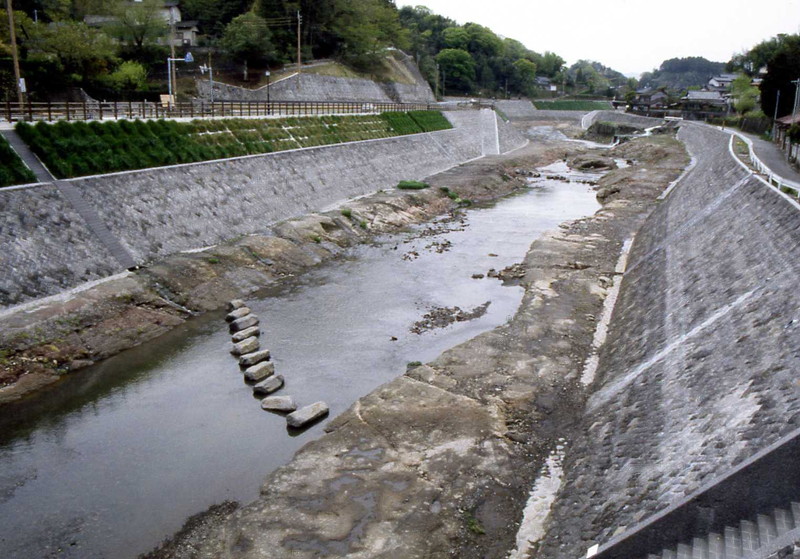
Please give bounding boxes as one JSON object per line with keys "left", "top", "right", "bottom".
{"left": 773, "top": 90, "right": 780, "bottom": 141}
{"left": 265, "top": 71, "right": 271, "bottom": 114}
{"left": 167, "top": 52, "right": 194, "bottom": 109}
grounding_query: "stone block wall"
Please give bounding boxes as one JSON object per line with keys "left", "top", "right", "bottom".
{"left": 537, "top": 124, "right": 800, "bottom": 557}
{"left": 0, "top": 185, "right": 118, "bottom": 306}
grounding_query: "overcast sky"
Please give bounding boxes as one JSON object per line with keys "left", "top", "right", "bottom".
{"left": 397, "top": 0, "right": 800, "bottom": 77}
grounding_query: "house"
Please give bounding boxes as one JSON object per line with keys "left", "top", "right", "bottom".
{"left": 706, "top": 73, "right": 742, "bottom": 93}
{"left": 680, "top": 90, "right": 727, "bottom": 120}
{"left": 630, "top": 88, "right": 668, "bottom": 115}
{"left": 774, "top": 112, "right": 800, "bottom": 152}
{"left": 535, "top": 76, "right": 558, "bottom": 92}
{"left": 85, "top": 1, "right": 198, "bottom": 47}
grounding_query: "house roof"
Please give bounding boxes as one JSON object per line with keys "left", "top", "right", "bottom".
{"left": 175, "top": 20, "right": 198, "bottom": 29}
{"left": 777, "top": 113, "right": 800, "bottom": 126}
{"left": 684, "top": 90, "right": 724, "bottom": 101}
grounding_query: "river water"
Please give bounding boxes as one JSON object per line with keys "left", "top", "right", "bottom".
{"left": 0, "top": 164, "right": 602, "bottom": 558}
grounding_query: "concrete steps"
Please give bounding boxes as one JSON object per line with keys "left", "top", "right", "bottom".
{"left": 643, "top": 503, "right": 800, "bottom": 559}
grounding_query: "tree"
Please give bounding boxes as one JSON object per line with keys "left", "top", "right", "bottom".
{"left": 221, "top": 12, "right": 276, "bottom": 70}
{"left": 436, "top": 48, "right": 474, "bottom": 92}
{"left": 107, "top": 0, "right": 168, "bottom": 53}
{"left": 757, "top": 34, "right": 800, "bottom": 119}
{"left": 106, "top": 60, "right": 148, "bottom": 91}
{"left": 181, "top": 0, "right": 251, "bottom": 38}
{"left": 27, "top": 21, "right": 117, "bottom": 80}
{"left": 328, "top": 0, "right": 408, "bottom": 69}
{"left": 731, "top": 74, "right": 758, "bottom": 114}
{"left": 511, "top": 58, "right": 536, "bottom": 95}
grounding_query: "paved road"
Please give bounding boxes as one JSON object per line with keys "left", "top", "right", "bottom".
{"left": 740, "top": 130, "right": 800, "bottom": 184}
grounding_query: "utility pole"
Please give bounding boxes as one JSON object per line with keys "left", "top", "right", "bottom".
{"left": 296, "top": 10, "right": 302, "bottom": 74}
{"left": 169, "top": 5, "right": 177, "bottom": 104}
{"left": 5, "top": 0, "right": 24, "bottom": 107}
{"left": 772, "top": 90, "right": 780, "bottom": 140}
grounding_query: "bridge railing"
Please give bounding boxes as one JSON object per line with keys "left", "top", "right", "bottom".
{"left": 1, "top": 100, "right": 437, "bottom": 123}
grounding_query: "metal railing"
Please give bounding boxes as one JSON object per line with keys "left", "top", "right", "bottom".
{"left": 730, "top": 131, "right": 800, "bottom": 194}
{"left": 2, "top": 100, "right": 436, "bottom": 123}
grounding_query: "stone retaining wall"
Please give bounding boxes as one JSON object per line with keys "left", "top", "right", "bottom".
{"left": 0, "top": 110, "right": 522, "bottom": 308}
{"left": 537, "top": 123, "right": 800, "bottom": 557}
{"left": 197, "top": 72, "right": 435, "bottom": 104}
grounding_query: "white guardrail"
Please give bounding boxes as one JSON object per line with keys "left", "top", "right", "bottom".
{"left": 729, "top": 131, "right": 800, "bottom": 195}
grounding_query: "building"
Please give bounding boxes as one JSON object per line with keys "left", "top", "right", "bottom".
{"left": 706, "top": 73, "right": 742, "bottom": 94}
{"left": 680, "top": 90, "right": 727, "bottom": 120}
{"left": 630, "top": 88, "right": 668, "bottom": 115}
{"left": 85, "top": 1, "right": 198, "bottom": 47}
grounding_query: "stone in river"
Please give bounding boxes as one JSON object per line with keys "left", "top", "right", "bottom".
{"left": 253, "top": 374, "right": 283, "bottom": 394}
{"left": 232, "top": 326, "right": 260, "bottom": 343}
{"left": 287, "top": 402, "right": 330, "bottom": 428}
{"left": 245, "top": 361, "right": 275, "bottom": 382}
{"left": 239, "top": 349, "right": 270, "bottom": 368}
{"left": 261, "top": 395, "right": 296, "bottom": 412}
{"left": 226, "top": 307, "right": 251, "bottom": 322}
{"left": 227, "top": 299, "right": 246, "bottom": 311}
{"left": 230, "top": 314, "right": 259, "bottom": 333}
{"left": 231, "top": 336, "right": 259, "bottom": 356}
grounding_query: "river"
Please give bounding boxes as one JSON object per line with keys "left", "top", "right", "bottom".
{"left": 0, "top": 162, "right": 603, "bottom": 558}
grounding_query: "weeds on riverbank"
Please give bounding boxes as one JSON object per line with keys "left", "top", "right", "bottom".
{"left": 0, "top": 135, "right": 36, "bottom": 187}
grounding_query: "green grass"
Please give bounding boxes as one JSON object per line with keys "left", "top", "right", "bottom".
{"left": 397, "top": 180, "right": 429, "bottom": 190}
{"left": 15, "top": 111, "right": 453, "bottom": 179}
{"left": 532, "top": 100, "right": 613, "bottom": 111}
{"left": 0, "top": 135, "right": 36, "bottom": 188}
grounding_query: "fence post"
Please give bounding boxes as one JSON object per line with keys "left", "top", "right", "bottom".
{"left": 47, "top": 101, "right": 52, "bottom": 121}
{"left": 99, "top": 102, "right": 103, "bottom": 120}
{"left": 113, "top": 101, "right": 118, "bottom": 120}
{"left": 82, "top": 102, "right": 87, "bottom": 120}
{"left": 27, "top": 99, "right": 33, "bottom": 121}
{"left": 5, "top": 100, "right": 10, "bottom": 122}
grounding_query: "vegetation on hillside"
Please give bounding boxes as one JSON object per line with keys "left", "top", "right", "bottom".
{"left": 0, "top": 0, "right": 573, "bottom": 102}
{"left": 0, "top": 135, "right": 36, "bottom": 187}
{"left": 15, "top": 110, "right": 452, "bottom": 179}
{"left": 532, "top": 100, "right": 612, "bottom": 111}
{"left": 729, "top": 33, "right": 800, "bottom": 119}
{"left": 638, "top": 57, "right": 726, "bottom": 91}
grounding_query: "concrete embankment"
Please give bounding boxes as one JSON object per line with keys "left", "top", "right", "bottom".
{"left": 0, "top": 110, "right": 526, "bottom": 402}
{"left": 535, "top": 123, "right": 800, "bottom": 557}
{"left": 0, "top": 110, "right": 522, "bottom": 309}
{"left": 141, "top": 132, "right": 688, "bottom": 559}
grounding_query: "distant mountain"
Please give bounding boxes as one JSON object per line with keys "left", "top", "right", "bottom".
{"left": 639, "top": 57, "right": 725, "bottom": 91}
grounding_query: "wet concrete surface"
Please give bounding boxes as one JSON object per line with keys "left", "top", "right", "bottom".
{"left": 0, "top": 171, "right": 600, "bottom": 558}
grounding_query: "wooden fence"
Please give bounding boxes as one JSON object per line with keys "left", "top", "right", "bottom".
{"left": 2, "top": 100, "right": 437, "bottom": 123}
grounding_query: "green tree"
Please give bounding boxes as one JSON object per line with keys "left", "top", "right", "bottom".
{"left": 181, "top": 0, "right": 251, "bottom": 38}
{"left": 106, "top": 60, "right": 148, "bottom": 91}
{"left": 511, "top": 58, "right": 536, "bottom": 95}
{"left": 27, "top": 21, "right": 117, "bottom": 80}
{"left": 107, "top": 0, "right": 168, "bottom": 53}
{"left": 731, "top": 74, "right": 758, "bottom": 114}
{"left": 436, "top": 48, "right": 475, "bottom": 93}
{"left": 221, "top": 12, "right": 276, "bottom": 68}
{"left": 329, "top": 0, "right": 408, "bottom": 68}
{"left": 748, "top": 34, "right": 800, "bottom": 119}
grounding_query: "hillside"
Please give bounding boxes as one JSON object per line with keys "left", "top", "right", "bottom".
{"left": 638, "top": 56, "right": 725, "bottom": 90}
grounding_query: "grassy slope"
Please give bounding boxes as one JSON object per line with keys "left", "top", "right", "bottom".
{"left": 0, "top": 136, "right": 36, "bottom": 188}
{"left": 533, "top": 100, "right": 613, "bottom": 111}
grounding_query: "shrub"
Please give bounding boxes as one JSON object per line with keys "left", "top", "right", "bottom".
{"left": 341, "top": 208, "right": 352, "bottom": 218}
{"left": 397, "top": 180, "right": 429, "bottom": 190}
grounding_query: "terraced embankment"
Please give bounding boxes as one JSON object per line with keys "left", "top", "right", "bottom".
{"left": 535, "top": 123, "right": 800, "bottom": 557}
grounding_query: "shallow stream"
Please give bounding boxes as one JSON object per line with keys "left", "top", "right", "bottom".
{"left": 0, "top": 163, "right": 603, "bottom": 558}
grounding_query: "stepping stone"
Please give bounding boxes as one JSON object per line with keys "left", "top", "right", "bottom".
{"left": 231, "top": 336, "right": 259, "bottom": 356}
{"left": 230, "top": 314, "right": 259, "bottom": 333}
{"left": 232, "top": 326, "right": 260, "bottom": 343}
{"left": 261, "top": 395, "right": 296, "bottom": 412}
{"left": 227, "top": 299, "right": 246, "bottom": 311}
{"left": 239, "top": 349, "right": 270, "bottom": 368}
{"left": 245, "top": 361, "right": 275, "bottom": 382}
{"left": 253, "top": 374, "right": 283, "bottom": 395}
{"left": 226, "top": 307, "right": 251, "bottom": 322}
{"left": 287, "top": 402, "right": 329, "bottom": 428}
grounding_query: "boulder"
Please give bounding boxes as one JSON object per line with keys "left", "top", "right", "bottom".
{"left": 260, "top": 395, "right": 296, "bottom": 412}
{"left": 240, "top": 349, "right": 271, "bottom": 368}
{"left": 245, "top": 361, "right": 275, "bottom": 382}
{"left": 230, "top": 315, "right": 259, "bottom": 333}
{"left": 253, "top": 374, "right": 283, "bottom": 395}
{"left": 232, "top": 326, "right": 260, "bottom": 343}
{"left": 287, "top": 402, "right": 330, "bottom": 428}
{"left": 231, "top": 336, "right": 259, "bottom": 356}
{"left": 226, "top": 307, "right": 251, "bottom": 322}
{"left": 227, "top": 299, "right": 247, "bottom": 311}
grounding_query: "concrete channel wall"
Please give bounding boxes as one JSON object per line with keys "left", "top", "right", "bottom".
{"left": 0, "top": 110, "right": 523, "bottom": 308}
{"left": 537, "top": 123, "right": 800, "bottom": 557}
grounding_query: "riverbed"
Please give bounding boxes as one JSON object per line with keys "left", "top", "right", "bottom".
{"left": 0, "top": 166, "right": 602, "bottom": 558}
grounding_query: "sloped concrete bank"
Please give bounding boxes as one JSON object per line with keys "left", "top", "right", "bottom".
{"left": 534, "top": 123, "right": 800, "bottom": 557}
{"left": 0, "top": 114, "right": 526, "bottom": 404}
{"left": 140, "top": 133, "right": 688, "bottom": 558}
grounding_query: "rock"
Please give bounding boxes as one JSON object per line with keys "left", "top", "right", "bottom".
{"left": 68, "top": 359, "right": 94, "bottom": 371}
{"left": 287, "top": 402, "right": 330, "bottom": 428}
{"left": 260, "top": 395, "right": 296, "bottom": 412}
{"left": 231, "top": 336, "right": 259, "bottom": 356}
{"left": 227, "top": 299, "right": 247, "bottom": 312}
{"left": 244, "top": 361, "right": 275, "bottom": 382}
{"left": 232, "top": 326, "right": 260, "bottom": 343}
{"left": 471, "top": 273, "right": 484, "bottom": 279}
{"left": 239, "top": 349, "right": 271, "bottom": 368}
{"left": 226, "top": 307, "right": 251, "bottom": 322}
{"left": 253, "top": 374, "right": 283, "bottom": 394}
{"left": 230, "top": 314, "right": 259, "bottom": 333}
